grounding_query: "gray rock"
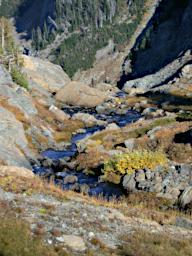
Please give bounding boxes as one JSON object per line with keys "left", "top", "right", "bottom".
{"left": 143, "top": 107, "right": 157, "bottom": 115}
{"left": 0, "top": 65, "right": 12, "bottom": 85}
{"left": 135, "top": 170, "right": 146, "bottom": 182}
{"left": 0, "top": 107, "right": 33, "bottom": 169}
{"left": 123, "top": 174, "right": 136, "bottom": 191}
{"left": 96, "top": 105, "right": 106, "bottom": 114}
{"left": 106, "top": 123, "right": 120, "bottom": 130}
{"left": 80, "top": 184, "right": 90, "bottom": 195}
{"left": 179, "top": 186, "right": 192, "bottom": 208}
{"left": 124, "top": 138, "right": 135, "bottom": 150}
{"left": 0, "top": 84, "right": 37, "bottom": 117}
{"left": 175, "top": 217, "right": 192, "bottom": 230}
{"left": 60, "top": 235, "right": 86, "bottom": 251}
{"left": 72, "top": 112, "right": 106, "bottom": 126}
{"left": 22, "top": 55, "right": 71, "bottom": 93}
{"left": 64, "top": 175, "right": 78, "bottom": 185}
{"left": 56, "top": 81, "right": 109, "bottom": 108}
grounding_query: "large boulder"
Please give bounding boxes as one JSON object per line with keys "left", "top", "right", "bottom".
{"left": 0, "top": 166, "right": 34, "bottom": 178}
{"left": 0, "top": 107, "right": 33, "bottom": 169}
{"left": 56, "top": 81, "right": 109, "bottom": 107}
{"left": 22, "top": 55, "right": 71, "bottom": 93}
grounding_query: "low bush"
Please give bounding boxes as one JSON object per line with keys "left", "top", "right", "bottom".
{"left": 0, "top": 217, "right": 58, "bottom": 256}
{"left": 11, "top": 67, "right": 29, "bottom": 89}
{"left": 177, "top": 111, "right": 192, "bottom": 121}
{"left": 103, "top": 150, "right": 167, "bottom": 177}
{"left": 118, "top": 230, "right": 192, "bottom": 256}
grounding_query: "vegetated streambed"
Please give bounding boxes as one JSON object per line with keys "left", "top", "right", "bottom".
{"left": 33, "top": 98, "right": 141, "bottom": 199}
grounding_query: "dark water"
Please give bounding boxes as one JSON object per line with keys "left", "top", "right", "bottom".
{"left": 33, "top": 109, "right": 141, "bottom": 199}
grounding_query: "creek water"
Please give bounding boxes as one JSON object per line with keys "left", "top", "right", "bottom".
{"left": 33, "top": 108, "right": 141, "bottom": 199}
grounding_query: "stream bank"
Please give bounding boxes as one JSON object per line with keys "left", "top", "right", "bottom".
{"left": 33, "top": 104, "right": 141, "bottom": 199}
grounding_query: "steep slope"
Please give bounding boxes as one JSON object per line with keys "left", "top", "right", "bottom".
{"left": 16, "top": 0, "right": 55, "bottom": 38}
{"left": 0, "top": 0, "right": 151, "bottom": 78}
{"left": 120, "top": 0, "right": 192, "bottom": 88}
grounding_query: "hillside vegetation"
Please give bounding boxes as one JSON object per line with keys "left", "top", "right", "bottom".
{"left": 0, "top": 0, "right": 147, "bottom": 77}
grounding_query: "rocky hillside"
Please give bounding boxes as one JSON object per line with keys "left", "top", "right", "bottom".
{"left": 0, "top": 1, "right": 192, "bottom": 255}
{"left": 120, "top": 0, "right": 192, "bottom": 89}
{"left": 0, "top": 49, "right": 191, "bottom": 255}
{"left": 0, "top": 0, "right": 151, "bottom": 78}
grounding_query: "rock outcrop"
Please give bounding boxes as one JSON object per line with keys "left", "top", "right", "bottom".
{"left": 0, "top": 166, "right": 34, "bottom": 178}
{"left": 123, "top": 50, "right": 192, "bottom": 93}
{"left": 0, "top": 107, "right": 33, "bottom": 169}
{"left": 56, "top": 81, "right": 110, "bottom": 107}
{"left": 22, "top": 55, "right": 71, "bottom": 93}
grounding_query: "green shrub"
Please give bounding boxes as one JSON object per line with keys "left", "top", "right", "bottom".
{"left": 103, "top": 150, "right": 168, "bottom": 177}
{"left": 177, "top": 112, "right": 192, "bottom": 121}
{"left": 11, "top": 67, "right": 29, "bottom": 89}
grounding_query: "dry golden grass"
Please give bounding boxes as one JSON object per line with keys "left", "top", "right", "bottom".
{"left": 0, "top": 96, "right": 30, "bottom": 128}
{"left": 77, "top": 147, "right": 110, "bottom": 170}
{"left": 118, "top": 229, "right": 192, "bottom": 256}
{"left": 54, "top": 120, "right": 84, "bottom": 142}
{"left": 0, "top": 172, "right": 191, "bottom": 227}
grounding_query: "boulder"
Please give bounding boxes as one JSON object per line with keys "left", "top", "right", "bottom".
{"left": 105, "top": 123, "right": 120, "bottom": 130}
{"left": 49, "top": 105, "right": 70, "bottom": 122}
{"left": 72, "top": 112, "right": 106, "bottom": 126}
{"left": 22, "top": 55, "right": 71, "bottom": 93}
{"left": 64, "top": 175, "right": 78, "bottom": 185}
{"left": 175, "top": 217, "right": 192, "bottom": 230}
{"left": 179, "top": 186, "right": 192, "bottom": 208}
{"left": 55, "top": 81, "right": 109, "bottom": 107}
{"left": 56, "top": 235, "right": 86, "bottom": 251}
{"left": 124, "top": 138, "right": 135, "bottom": 150}
{"left": 123, "top": 174, "right": 136, "bottom": 191}
{"left": 181, "top": 64, "right": 192, "bottom": 79}
{"left": 0, "top": 166, "right": 34, "bottom": 178}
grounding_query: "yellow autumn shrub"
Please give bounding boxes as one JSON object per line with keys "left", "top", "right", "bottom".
{"left": 103, "top": 150, "right": 168, "bottom": 177}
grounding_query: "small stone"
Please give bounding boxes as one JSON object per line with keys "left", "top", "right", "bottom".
{"left": 106, "top": 123, "right": 119, "bottom": 130}
{"left": 47, "top": 239, "right": 53, "bottom": 245}
{"left": 124, "top": 138, "right": 135, "bottom": 150}
{"left": 82, "top": 213, "right": 88, "bottom": 218}
{"left": 88, "top": 232, "right": 95, "bottom": 240}
{"left": 57, "top": 235, "right": 86, "bottom": 251}
{"left": 64, "top": 175, "right": 78, "bottom": 185}
{"left": 145, "top": 170, "right": 152, "bottom": 180}
{"left": 56, "top": 236, "right": 65, "bottom": 243}
{"left": 135, "top": 170, "right": 145, "bottom": 182}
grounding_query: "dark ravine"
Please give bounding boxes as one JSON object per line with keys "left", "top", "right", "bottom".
{"left": 119, "top": 0, "right": 192, "bottom": 87}
{"left": 16, "top": 0, "right": 55, "bottom": 38}
{"left": 33, "top": 109, "right": 141, "bottom": 199}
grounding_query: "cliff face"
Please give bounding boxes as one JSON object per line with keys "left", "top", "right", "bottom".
{"left": 121, "top": 0, "right": 192, "bottom": 82}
